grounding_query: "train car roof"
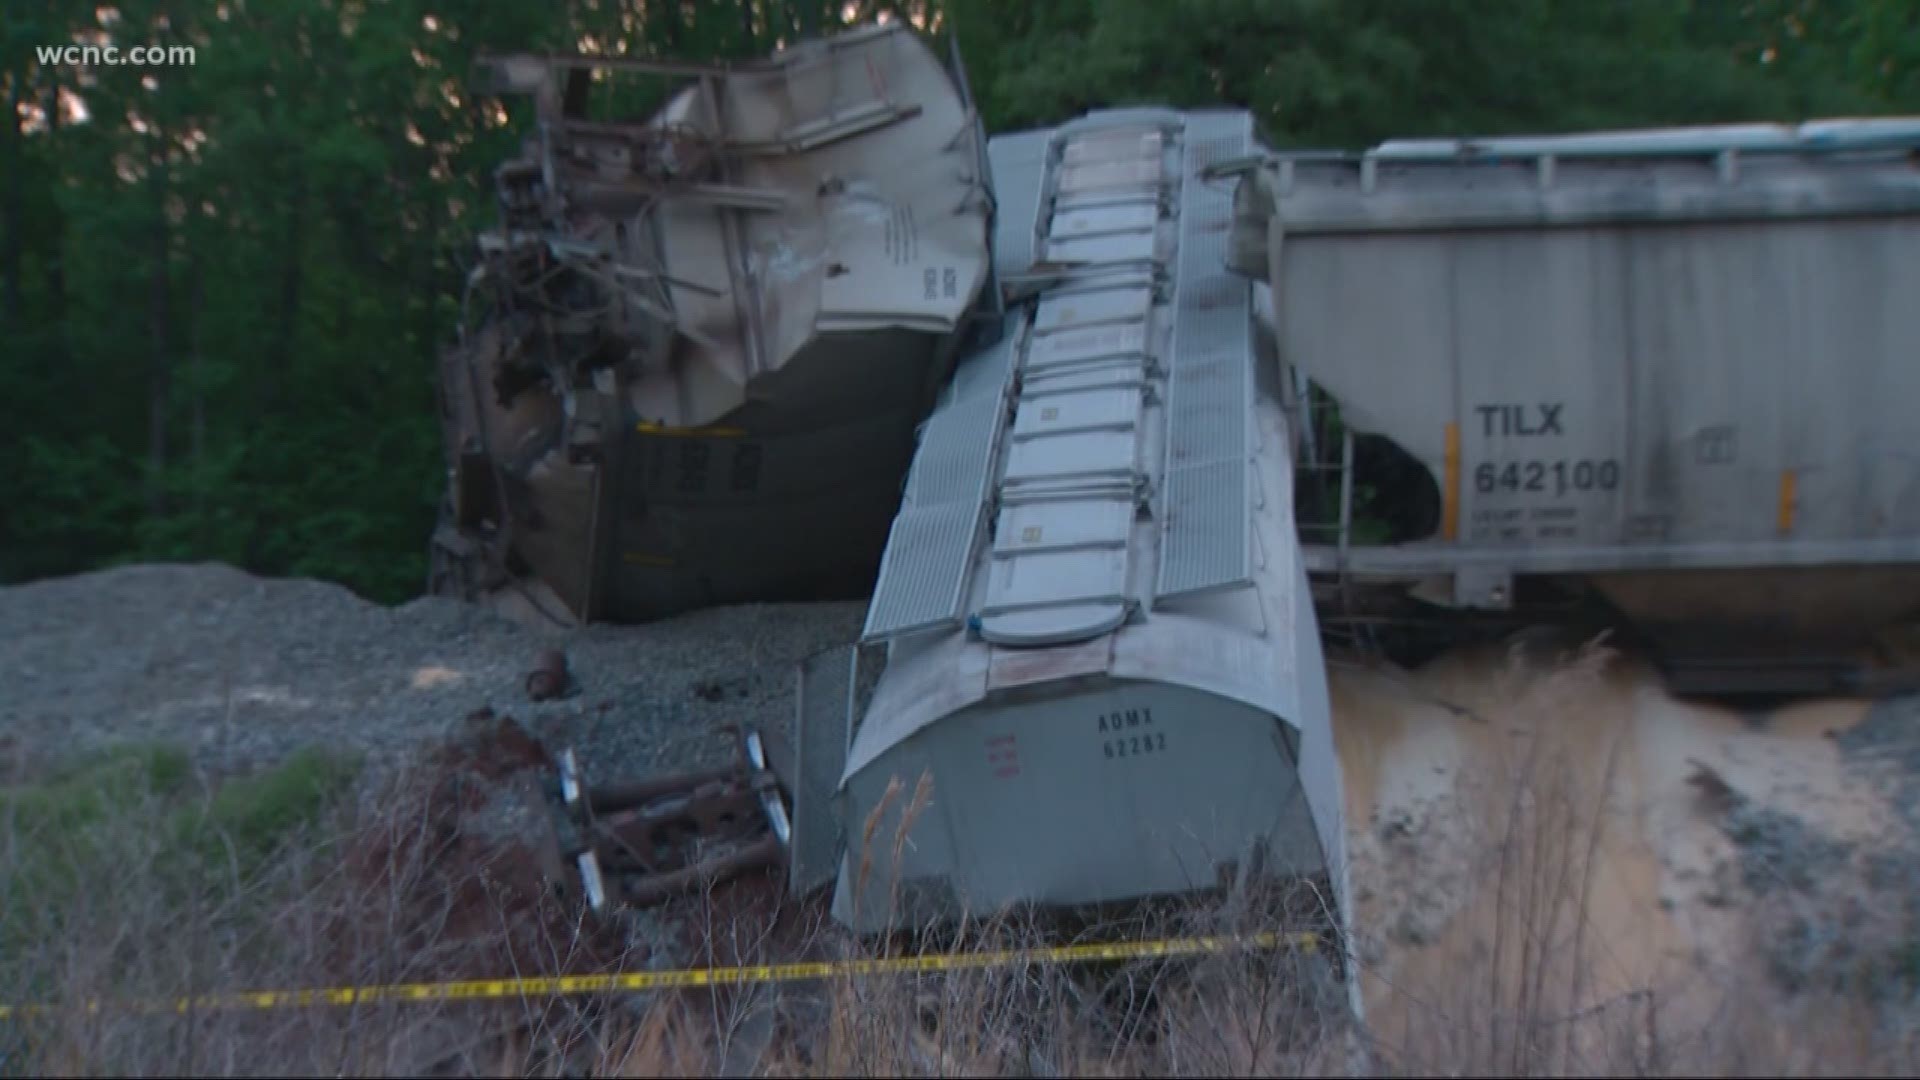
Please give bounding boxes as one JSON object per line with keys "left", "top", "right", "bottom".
{"left": 844, "top": 106, "right": 1323, "bottom": 777}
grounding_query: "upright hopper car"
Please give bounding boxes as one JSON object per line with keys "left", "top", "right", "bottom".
{"left": 1225, "top": 120, "right": 1920, "bottom": 694}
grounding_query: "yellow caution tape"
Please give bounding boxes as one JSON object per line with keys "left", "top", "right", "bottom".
{"left": 634, "top": 420, "right": 747, "bottom": 438}
{"left": 0, "top": 931, "right": 1316, "bottom": 1020}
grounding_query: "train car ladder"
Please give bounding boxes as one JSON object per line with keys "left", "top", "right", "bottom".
{"left": 1286, "top": 380, "right": 1376, "bottom": 652}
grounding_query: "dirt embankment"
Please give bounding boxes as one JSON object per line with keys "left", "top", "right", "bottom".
{"left": 1331, "top": 636, "right": 1920, "bottom": 1072}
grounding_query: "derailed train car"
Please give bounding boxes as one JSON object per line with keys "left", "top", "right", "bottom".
{"left": 1225, "top": 120, "right": 1920, "bottom": 693}
{"left": 429, "top": 24, "right": 994, "bottom": 625}
{"left": 788, "top": 108, "right": 1357, "bottom": 1000}
{"left": 779, "top": 111, "right": 1920, "bottom": 970}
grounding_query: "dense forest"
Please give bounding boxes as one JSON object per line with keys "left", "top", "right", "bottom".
{"left": 2, "top": 0, "right": 1916, "bottom": 604}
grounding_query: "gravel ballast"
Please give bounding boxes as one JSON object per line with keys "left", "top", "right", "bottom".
{"left": 0, "top": 561, "right": 868, "bottom": 784}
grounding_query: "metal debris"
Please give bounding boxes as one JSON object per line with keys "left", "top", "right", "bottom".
{"left": 544, "top": 725, "right": 795, "bottom": 911}
{"left": 525, "top": 649, "right": 573, "bottom": 702}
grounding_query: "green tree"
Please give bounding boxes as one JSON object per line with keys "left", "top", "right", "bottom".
{"left": 2, "top": 0, "right": 1912, "bottom": 602}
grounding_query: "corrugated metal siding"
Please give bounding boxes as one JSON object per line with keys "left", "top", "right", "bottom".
{"left": 790, "top": 644, "right": 857, "bottom": 898}
{"left": 1156, "top": 113, "right": 1256, "bottom": 600}
{"left": 860, "top": 317, "right": 1019, "bottom": 640}
{"left": 1160, "top": 459, "right": 1249, "bottom": 590}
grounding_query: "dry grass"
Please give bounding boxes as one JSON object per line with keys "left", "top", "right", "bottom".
{"left": 1348, "top": 641, "right": 1637, "bottom": 1076}
{"left": 1343, "top": 635, "right": 1920, "bottom": 1078}
{"left": 5, "top": 649, "right": 1920, "bottom": 1077}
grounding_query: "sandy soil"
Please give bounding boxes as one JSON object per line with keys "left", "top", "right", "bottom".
{"left": 1328, "top": 636, "right": 1917, "bottom": 1071}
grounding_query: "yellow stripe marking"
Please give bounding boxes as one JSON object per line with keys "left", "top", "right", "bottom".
{"left": 634, "top": 421, "right": 747, "bottom": 439}
{"left": 0, "top": 932, "right": 1317, "bottom": 1020}
{"left": 1778, "top": 469, "right": 1797, "bottom": 534}
{"left": 1442, "top": 422, "right": 1461, "bottom": 541}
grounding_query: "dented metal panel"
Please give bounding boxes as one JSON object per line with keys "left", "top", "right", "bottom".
{"left": 431, "top": 23, "right": 993, "bottom": 626}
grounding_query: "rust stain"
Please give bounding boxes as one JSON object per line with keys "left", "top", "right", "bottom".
{"left": 1777, "top": 469, "right": 1798, "bottom": 535}
{"left": 525, "top": 649, "right": 572, "bottom": 702}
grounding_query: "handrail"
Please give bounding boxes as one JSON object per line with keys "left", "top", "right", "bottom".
{"left": 1250, "top": 120, "right": 1920, "bottom": 170}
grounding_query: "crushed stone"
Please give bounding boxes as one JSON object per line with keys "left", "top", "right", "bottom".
{"left": 0, "top": 561, "right": 867, "bottom": 786}
{"left": 1722, "top": 804, "right": 1855, "bottom": 896}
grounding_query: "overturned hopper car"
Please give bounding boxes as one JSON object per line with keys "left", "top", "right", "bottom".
{"left": 429, "top": 24, "right": 994, "bottom": 625}
{"left": 787, "top": 108, "right": 1357, "bottom": 1001}
{"left": 1225, "top": 120, "right": 1920, "bottom": 694}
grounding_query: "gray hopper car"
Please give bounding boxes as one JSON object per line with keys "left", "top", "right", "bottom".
{"left": 1226, "top": 120, "right": 1920, "bottom": 693}
{"left": 770, "top": 113, "right": 1919, "bottom": 1044}
{"left": 787, "top": 108, "right": 1360, "bottom": 1017}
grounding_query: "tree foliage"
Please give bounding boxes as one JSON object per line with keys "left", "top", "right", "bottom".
{"left": 1, "top": 0, "right": 1913, "bottom": 602}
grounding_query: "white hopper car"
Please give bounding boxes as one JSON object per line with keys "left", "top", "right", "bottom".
{"left": 431, "top": 25, "right": 994, "bottom": 626}
{"left": 1224, "top": 119, "right": 1920, "bottom": 694}
{"left": 786, "top": 108, "right": 1356, "bottom": 991}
